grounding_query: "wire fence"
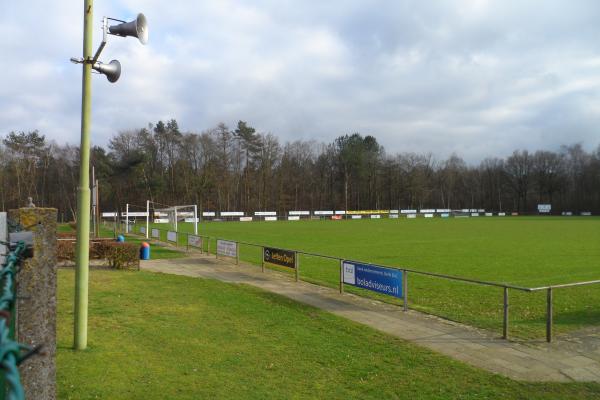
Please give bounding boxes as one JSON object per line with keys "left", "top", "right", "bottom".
{"left": 118, "top": 222, "right": 600, "bottom": 343}
{"left": 0, "top": 241, "right": 33, "bottom": 400}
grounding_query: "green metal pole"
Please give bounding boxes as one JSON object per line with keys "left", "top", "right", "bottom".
{"left": 74, "top": 0, "right": 93, "bottom": 350}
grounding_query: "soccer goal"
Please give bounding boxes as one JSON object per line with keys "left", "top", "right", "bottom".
{"left": 146, "top": 201, "right": 198, "bottom": 237}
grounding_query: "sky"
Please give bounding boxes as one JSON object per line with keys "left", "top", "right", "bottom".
{"left": 2, "top": 0, "right": 600, "bottom": 162}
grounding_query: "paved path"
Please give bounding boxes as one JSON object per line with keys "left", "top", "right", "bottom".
{"left": 142, "top": 254, "right": 600, "bottom": 382}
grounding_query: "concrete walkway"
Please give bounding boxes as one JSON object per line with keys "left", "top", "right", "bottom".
{"left": 141, "top": 254, "right": 600, "bottom": 383}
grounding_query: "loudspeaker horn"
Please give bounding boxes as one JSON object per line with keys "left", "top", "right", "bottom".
{"left": 108, "top": 13, "right": 148, "bottom": 45}
{"left": 93, "top": 60, "right": 121, "bottom": 83}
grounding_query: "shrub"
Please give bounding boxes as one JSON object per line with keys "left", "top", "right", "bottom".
{"left": 95, "top": 241, "right": 139, "bottom": 270}
{"left": 57, "top": 238, "right": 139, "bottom": 270}
{"left": 57, "top": 240, "right": 75, "bottom": 261}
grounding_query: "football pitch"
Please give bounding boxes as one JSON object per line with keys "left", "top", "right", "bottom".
{"left": 135, "top": 216, "right": 600, "bottom": 338}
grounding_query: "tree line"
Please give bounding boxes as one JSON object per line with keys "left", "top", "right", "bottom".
{"left": 1, "top": 120, "right": 599, "bottom": 220}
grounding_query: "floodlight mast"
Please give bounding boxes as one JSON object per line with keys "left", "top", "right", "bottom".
{"left": 72, "top": 0, "right": 147, "bottom": 351}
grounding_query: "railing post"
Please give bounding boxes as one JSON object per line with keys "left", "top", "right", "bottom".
{"left": 403, "top": 270, "right": 408, "bottom": 312}
{"left": 546, "top": 287, "right": 553, "bottom": 343}
{"left": 339, "top": 259, "right": 344, "bottom": 293}
{"left": 236, "top": 242, "right": 239, "bottom": 265}
{"left": 503, "top": 287, "right": 509, "bottom": 339}
{"left": 206, "top": 236, "right": 210, "bottom": 255}
{"left": 295, "top": 252, "right": 299, "bottom": 282}
{"left": 261, "top": 247, "right": 265, "bottom": 272}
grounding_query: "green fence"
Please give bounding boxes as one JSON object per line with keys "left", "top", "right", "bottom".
{"left": 0, "top": 241, "right": 31, "bottom": 400}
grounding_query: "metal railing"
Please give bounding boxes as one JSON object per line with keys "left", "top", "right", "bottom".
{"left": 124, "top": 223, "right": 600, "bottom": 343}
{"left": 0, "top": 241, "right": 32, "bottom": 400}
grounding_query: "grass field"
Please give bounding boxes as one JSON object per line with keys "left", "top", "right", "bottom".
{"left": 130, "top": 216, "right": 600, "bottom": 338}
{"left": 57, "top": 268, "right": 600, "bottom": 399}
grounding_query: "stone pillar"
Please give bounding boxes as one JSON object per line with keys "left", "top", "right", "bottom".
{"left": 8, "top": 207, "right": 57, "bottom": 400}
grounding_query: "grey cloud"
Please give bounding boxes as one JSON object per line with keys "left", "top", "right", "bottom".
{"left": 1, "top": 1, "right": 600, "bottom": 163}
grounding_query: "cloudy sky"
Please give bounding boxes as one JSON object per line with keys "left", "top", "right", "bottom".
{"left": 2, "top": 0, "right": 600, "bottom": 162}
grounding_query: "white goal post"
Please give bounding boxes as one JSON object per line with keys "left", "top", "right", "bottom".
{"left": 147, "top": 201, "right": 198, "bottom": 237}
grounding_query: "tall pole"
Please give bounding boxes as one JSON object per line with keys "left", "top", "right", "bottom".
{"left": 146, "top": 200, "right": 150, "bottom": 239}
{"left": 74, "top": 0, "right": 93, "bottom": 350}
{"left": 193, "top": 204, "right": 198, "bottom": 235}
{"left": 91, "top": 166, "right": 96, "bottom": 237}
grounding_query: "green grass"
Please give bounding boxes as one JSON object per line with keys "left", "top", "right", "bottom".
{"left": 130, "top": 217, "right": 600, "bottom": 339}
{"left": 57, "top": 268, "right": 600, "bottom": 399}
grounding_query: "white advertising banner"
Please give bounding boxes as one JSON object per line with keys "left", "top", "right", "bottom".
{"left": 151, "top": 228, "right": 159, "bottom": 238}
{"left": 188, "top": 235, "right": 202, "bottom": 248}
{"left": 498, "top": 212, "right": 506, "bottom": 216}
{"left": 314, "top": 211, "right": 334, "bottom": 215}
{"left": 287, "top": 216, "right": 300, "bottom": 221}
{"left": 125, "top": 212, "right": 149, "bottom": 217}
{"left": 538, "top": 204, "right": 551, "bottom": 213}
{"left": 389, "top": 214, "right": 399, "bottom": 219}
{"left": 389, "top": 210, "right": 399, "bottom": 214}
{"left": 102, "top": 212, "right": 117, "bottom": 217}
{"left": 184, "top": 218, "right": 199, "bottom": 222}
{"left": 335, "top": 210, "right": 346, "bottom": 215}
{"left": 424, "top": 213, "right": 434, "bottom": 218}
{"left": 264, "top": 216, "right": 277, "bottom": 221}
{"left": 471, "top": 213, "right": 479, "bottom": 217}
{"left": 217, "top": 240, "right": 237, "bottom": 258}
{"left": 351, "top": 215, "right": 362, "bottom": 219}
{"left": 420, "top": 209, "right": 436, "bottom": 214}
{"left": 202, "top": 211, "right": 216, "bottom": 217}
{"left": 167, "top": 231, "right": 177, "bottom": 242}
{"left": 240, "top": 217, "right": 253, "bottom": 222}
{"left": 485, "top": 213, "right": 493, "bottom": 217}
{"left": 255, "top": 211, "right": 277, "bottom": 216}
{"left": 370, "top": 215, "right": 381, "bottom": 219}
{"left": 289, "top": 211, "right": 310, "bottom": 216}
{"left": 154, "top": 218, "right": 169, "bottom": 223}
{"left": 581, "top": 211, "right": 592, "bottom": 216}
{"left": 406, "top": 214, "right": 417, "bottom": 219}
{"left": 221, "top": 211, "right": 244, "bottom": 217}
{"left": 401, "top": 209, "right": 417, "bottom": 214}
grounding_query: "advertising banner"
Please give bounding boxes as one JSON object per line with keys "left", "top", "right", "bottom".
{"left": 265, "top": 216, "right": 277, "bottom": 221}
{"left": 342, "top": 261, "right": 402, "bottom": 298}
{"left": 188, "top": 235, "right": 202, "bottom": 248}
{"left": 140, "top": 227, "right": 146, "bottom": 234}
{"left": 351, "top": 215, "right": 362, "bottom": 219}
{"left": 263, "top": 247, "right": 295, "bottom": 269}
{"left": 221, "top": 211, "right": 244, "bottom": 217}
{"left": 406, "top": 214, "right": 417, "bottom": 219}
{"left": 538, "top": 204, "right": 551, "bottom": 213}
{"left": 240, "top": 217, "right": 253, "bottom": 222}
{"left": 151, "top": 228, "right": 159, "bottom": 238}
{"left": 167, "top": 231, "right": 177, "bottom": 243}
{"left": 288, "top": 216, "right": 300, "bottom": 221}
{"left": 347, "top": 210, "right": 389, "bottom": 215}
{"left": 314, "top": 211, "right": 334, "bottom": 215}
{"left": 370, "top": 215, "right": 381, "bottom": 219}
{"left": 255, "top": 211, "right": 277, "bottom": 216}
{"left": 217, "top": 240, "right": 237, "bottom": 258}
{"left": 289, "top": 211, "right": 310, "bottom": 216}
{"left": 389, "top": 214, "right": 399, "bottom": 219}
{"left": 202, "top": 211, "right": 216, "bottom": 217}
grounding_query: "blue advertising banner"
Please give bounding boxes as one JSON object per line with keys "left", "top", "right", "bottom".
{"left": 342, "top": 261, "right": 403, "bottom": 298}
